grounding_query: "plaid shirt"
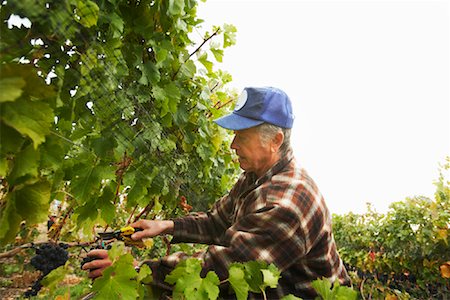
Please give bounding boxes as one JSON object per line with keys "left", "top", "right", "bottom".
{"left": 153, "top": 149, "right": 350, "bottom": 299}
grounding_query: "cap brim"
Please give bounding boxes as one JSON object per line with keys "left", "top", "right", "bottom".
{"left": 214, "top": 113, "right": 264, "bottom": 130}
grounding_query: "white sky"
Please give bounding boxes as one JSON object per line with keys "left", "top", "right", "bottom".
{"left": 197, "top": 0, "right": 450, "bottom": 214}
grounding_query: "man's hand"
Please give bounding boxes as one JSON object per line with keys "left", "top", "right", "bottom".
{"left": 82, "top": 249, "right": 111, "bottom": 279}
{"left": 130, "top": 219, "right": 174, "bottom": 240}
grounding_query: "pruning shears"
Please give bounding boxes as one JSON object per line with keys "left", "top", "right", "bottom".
{"left": 97, "top": 226, "right": 149, "bottom": 247}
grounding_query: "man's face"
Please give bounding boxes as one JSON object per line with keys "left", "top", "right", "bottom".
{"left": 231, "top": 127, "right": 277, "bottom": 177}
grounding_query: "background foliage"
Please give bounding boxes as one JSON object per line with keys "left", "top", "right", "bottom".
{"left": 333, "top": 160, "right": 450, "bottom": 299}
{"left": 0, "top": 0, "right": 239, "bottom": 244}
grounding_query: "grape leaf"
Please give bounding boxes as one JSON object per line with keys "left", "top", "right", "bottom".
{"left": 311, "top": 278, "right": 332, "bottom": 300}
{"left": 137, "top": 264, "right": 152, "bottom": 284}
{"left": 0, "top": 155, "right": 8, "bottom": 177}
{"left": 210, "top": 48, "right": 224, "bottom": 63}
{"left": 97, "top": 183, "right": 116, "bottom": 224}
{"left": 242, "top": 260, "right": 266, "bottom": 292}
{"left": 0, "top": 122, "right": 24, "bottom": 155}
{"left": 75, "top": 0, "right": 99, "bottom": 28}
{"left": 223, "top": 24, "right": 237, "bottom": 48}
{"left": 1, "top": 98, "right": 53, "bottom": 149}
{"left": 41, "top": 263, "right": 70, "bottom": 292}
{"left": 281, "top": 295, "right": 303, "bottom": 300}
{"left": 0, "top": 180, "right": 51, "bottom": 243}
{"left": 0, "top": 77, "right": 25, "bottom": 103}
{"left": 0, "top": 194, "right": 22, "bottom": 244}
{"left": 201, "top": 271, "right": 220, "bottom": 300}
{"left": 166, "top": 258, "right": 220, "bottom": 300}
{"left": 15, "top": 180, "right": 51, "bottom": 224}
{"left": 261, "top": 263, "right": 281, "bottom": 289}
{"left": 198, "top": 53, "right": 213, "bottom": 73}
{"left": 91, "top": 252, "right": 139, "bottom": 300}
{"left": 168, "top": 0, "right": 185, "bottom": 16}
{"left": 70, "top": 162, "right": 114, "bottom": 204}
{"left": 261, "top": 269, "right": 279, "bottom": 289}
{"left": 228, "top": 264, "right": 249, "bottom": 300}
{"left": 7, "top": 143, "right": 40, "bottom": 185}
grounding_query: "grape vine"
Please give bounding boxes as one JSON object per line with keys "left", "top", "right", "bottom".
{"left": 24, "top": 243, "right": 69, "bottom": 297}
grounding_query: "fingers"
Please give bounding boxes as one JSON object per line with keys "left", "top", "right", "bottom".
{"left": 130, "top": 220, "right": 152, "bottom": 240}
{"left": 82, "top": 249, "right": 112, "bottom": 279}
{"left": 131, "top": 229, "right": 147, "bottom": 240}
{"left": 130, "top": 219, "right": 150, "bottom": 230}
{"left": 87, "top": 249, "right": 108, "bottom": 259}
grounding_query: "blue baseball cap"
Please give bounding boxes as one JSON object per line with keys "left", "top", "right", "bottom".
{"left": 214, "top": 87, "right": 294, "bottom": 130}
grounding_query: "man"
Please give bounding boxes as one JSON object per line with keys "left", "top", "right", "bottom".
{"left": 84, "top": 87, "right": 350, "bottom": 298}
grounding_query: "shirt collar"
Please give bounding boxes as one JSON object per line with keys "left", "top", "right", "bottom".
{"left": 247, "top": 148, "right": 294, "bottom": 185}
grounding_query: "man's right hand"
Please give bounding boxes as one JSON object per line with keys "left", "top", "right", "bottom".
{"left": 129, "top": 219, "right": 174, "bottom": 240}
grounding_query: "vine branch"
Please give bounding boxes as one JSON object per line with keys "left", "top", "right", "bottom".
{"left": 0, "top": 241, "right": 95, "bottom": 260}
{"left": 172, "top": 27, "right": 221, "bottom": 80}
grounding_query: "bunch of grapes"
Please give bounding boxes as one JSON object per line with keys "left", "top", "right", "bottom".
{"left": 24, "top": 243, "right": 69, "bottom": 298}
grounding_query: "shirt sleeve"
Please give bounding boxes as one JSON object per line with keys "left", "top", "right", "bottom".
{"left": 201, "top": 202, "right": 312, "bottom": 279}
{"left": 171, "top": 193, "right": 235, "bottom": 246}
{"left": 171, "top": 174, "right": 248, "bottom": 245}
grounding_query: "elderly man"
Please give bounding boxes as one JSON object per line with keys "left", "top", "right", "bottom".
{"left": 84, "top": 87, "right": 350, "bottom": 298}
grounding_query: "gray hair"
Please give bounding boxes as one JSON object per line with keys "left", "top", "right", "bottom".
{"left": 256, "top": 123, "right": 291, "bottom": 156}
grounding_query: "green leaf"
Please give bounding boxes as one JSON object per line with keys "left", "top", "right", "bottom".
{"left": 0, "top": 122, "right": 24, "bottom": 155}
{"left": 281, "top": 295, "right": 303, "bottom": 300}
{"left": 201, "top": 271, "right": 220, "bottom": 300}
{"left": 0, "top": 180, "right": 52, "bottom": 243}
{"left": 0, "top": 193, "right": 22, "bottom": 244}
{"left": 243, "top": 261, "right": 266, "bottom": 292}
{"left": 70, "top": 162, "right": 114, "bottom": 204}
{"left": 261, "top": 263, "right": 281, "bottom": 289}
{"left": 178, "top": 60, "right": 196, "bottom": 79}
{"left": 198, "top": 53, "right": 213, "bottom": 73}
{"left": 91, "top": 135, "right": 117, "bottom": 157}
{"left": 139, "top": 62, "right": 160, "bottom": 86}
{"left": 40, "top": 135, "right": 66, "bottom": 170}
{"left": 75, "top": 0, "right": 100, "bottom": 28}
{"left": 165, "top": 258, "right": 207, "bottom": 300}
{"left": 0, "top": 77, "right": 26, "bottom": 103}
{"left": 164, "top": 82, "right": 181, "bottom": 113}
{"left": 261, "top": 269, "right": 279, "bottom": 289}
{"left": 334, "top": 286, "right": 358, "bottom": 300}
{"left": 311, "top": 278, "right": 332, "bottom": 300}
{"left": 1, "top": 98, "right": 53, "bottom": 149}
{"left": 210, "top": 48, "right": 224, "bottom": 63}
{"left": 91, "top": 252, "right": 139, "bottom": 300}
{"left": 168, "top": 0, "right": 185, "bottom": 16}
{"left": 228, "top": 264, "right": 249, "bottom": 300}
{"left": 8, "top": 143, "right": 40, "bottom": 185}
{"left": 223, "top": 24, "right": 237, "bottom": 48}
{"left": 97, "top": 183, "right": 116, "bottom": 224}
{"left": 137, "top": 264, "right": 153, "bottom": 284}
{"left": 16, "top": 181, "right": 51, "bottom": 224}
{"left": 0, "top": 155, "right": 8, "bottom": 177}
{"left": 41, "top": 263, "right": 70, "bottom": 292}
{"left": 127, "top": 181, "right": 148, "bottom": 208}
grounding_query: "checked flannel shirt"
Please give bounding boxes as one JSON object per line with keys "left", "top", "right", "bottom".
{"left": 148, "top": 149, "right": 350, "bottom": 299}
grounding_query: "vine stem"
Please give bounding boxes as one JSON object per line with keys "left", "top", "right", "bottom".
{"left": 186, "top": 27, "right": 220, "bottom": 62}
{"left": 0, "top": 241, "right": 95, "bottom": 259}
{"left": 126, "top": 204, "right": 139, "bottom": 225}
{"left": 172, "top": 27, "right": 221, "bottom": 80}
{"left": 133, "top": 203, "right": 154, "bottom": 223}
{"left": 360, "top": 277, "right": 366, "bottom": 300}
{"left": 261, "top": 289, "right": 267, "bottom": 300}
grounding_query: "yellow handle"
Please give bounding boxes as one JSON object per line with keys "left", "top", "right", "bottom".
{"left": 120, "top": 226, "right": 137, "bottom": 236}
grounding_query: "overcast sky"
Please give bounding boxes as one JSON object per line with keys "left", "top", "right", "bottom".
{"left": 197, "top": 0, "right": 450, "bottom": 214}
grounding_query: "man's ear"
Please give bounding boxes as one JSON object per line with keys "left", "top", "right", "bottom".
{"left": 271, "top": 131, "right": 284, "bottom": 153}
